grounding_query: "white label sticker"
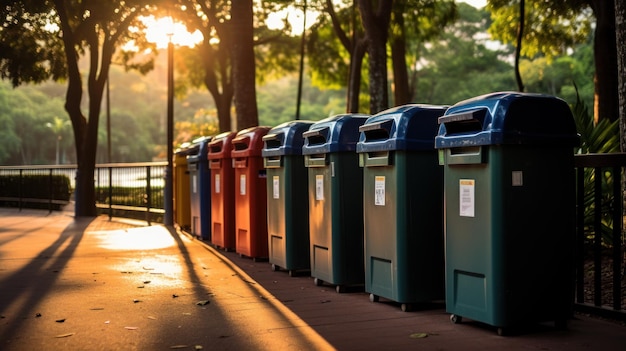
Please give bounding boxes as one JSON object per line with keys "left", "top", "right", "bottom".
{"left": 315, "top": 174, "right": 324, "bottom": 200}
{"left": 215, "top": 174, "right": 220, "bottom": 194}
{"left": 512, "top": 171, "right": 523, "bottom": 186}
{"left": 375, "top": 176, "right": 385, "bottom": 206}
{"left": 192, "top": 174, "right": 197, "bottom": 194}
{"left": 240, "top": 174, "right": 247, "bottom": 195}
{"left": 273, "top": 176, "right": 280, "bottom": 199}
{"left": 459, "top": 179, "right": 475, "bottom": 217}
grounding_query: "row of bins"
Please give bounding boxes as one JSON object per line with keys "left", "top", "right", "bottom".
{"left": 172, "top": 91, "right": 580, "bottom": 335}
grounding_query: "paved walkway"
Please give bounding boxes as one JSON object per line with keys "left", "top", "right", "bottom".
{"left": 1, "top": 208, "right": 625, "bottom": 350}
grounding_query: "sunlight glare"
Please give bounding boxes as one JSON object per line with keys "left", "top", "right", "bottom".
{"left": 143, "top": 15, "right": 203, "bottom": 49}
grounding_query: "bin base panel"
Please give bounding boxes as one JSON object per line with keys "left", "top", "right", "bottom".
{"left": 368, "top": 257, "right": 393, "bottom": 299}
{"left": 312, "top": 245, "right": 331, "bottom": 282}
{"left": 269, "top": 234, "right": 285, "bottom": 265}
{"left": 447, "top": 270, "right": 488, "bottom": 319}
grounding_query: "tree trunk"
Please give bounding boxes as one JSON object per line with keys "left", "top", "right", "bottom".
{"left": 390, "top": 4, "right": 410, "bottom": 106}
{"left": 347, "top": 40, "right": 367, "bottom": 113}
{"left": 514, "top": 0, "right": 525, "bottom": 92}
{"left": 591, "top": 0, "right": 618, "bottom": 122}
{"left": 618, "top": 0, "right": 626, "bottom": 151}
{"left": 358, "top": 0, "right": 393, "bottom": 114}
{"left": 230, "top": 0, "right": 259, "bottom": 130}
{"left": 391, "top": 35, "right": 410, "bottom": 106}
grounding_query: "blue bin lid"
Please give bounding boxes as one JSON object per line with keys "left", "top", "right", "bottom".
{"left": 302, "top": 114, "right": 370, "bottom": 154}
{"left": 435, "top": 92, "right": 580, "bottom": 148}
{"left": 186, "top": 136, "right": 212, "bottom": 163}
{"left": 262, "top": 120, "right": 316, "bottom": 157}
{"left": 356, "top": 104, "right": 448, "bottom": 153}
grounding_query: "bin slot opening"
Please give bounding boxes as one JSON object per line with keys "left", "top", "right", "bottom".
{"left": 209, "top": 143, "right": 223, "bottom": 153}
{"left": 262, "top": 133, "right": 283, "bottom": 149}
{"left": 233, "top": 140, "right": 249, "bottom": 151}
{"left": 438, "top": 109, "right": 487, "bottom": 135}
{"left": 303, "top": 127, "right": 330, "bottom": 146}
{"left": 359, "top": 120, "right": 393, "bottom": 142}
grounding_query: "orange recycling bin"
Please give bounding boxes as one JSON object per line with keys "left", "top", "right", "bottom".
{"left": 232, "top": 126, "right": 272, "bottom": 259}
{"left": 208, "top": 131, "right": 237, "bottom": 251}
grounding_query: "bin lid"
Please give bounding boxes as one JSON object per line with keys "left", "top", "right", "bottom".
{"left": 186, "top": 136, "right": 212, "bottom": 163}
{"left": 435, "top": 92, "right": 580, "bottom": 148}
{"left": 207, "top": 131, "right": 236, "bottom": 160}
{"left": 175, "top": 142, "right": 192, "bottom": 155}
{"left": 231, "top": 126, "right": 272, "bottom": 158}
{"left": 302, "top": 114, "right": 370, "bottom": 154}
{"left": 356, "top": 104, "right": 447, "bottom": 153}
{"left": 262, "top": 120, "right": 316, "bottom": 157}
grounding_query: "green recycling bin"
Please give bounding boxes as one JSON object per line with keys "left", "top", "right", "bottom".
{"left": 263, "top": 121, "right": 315, "bottom": 276}
{"left": 303, "top": 114, "right": 369, "bottom": 293}
{"left": 357, "top": 104, "right": 447, "bottom": 311}
{"left": 174, "top": 142, "right": 194, "bottom": 232}
{"left": 435, "top": 92, "right": 580, "bottom": 335}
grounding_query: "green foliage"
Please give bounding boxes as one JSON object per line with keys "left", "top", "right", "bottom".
{"left": 414, "top": 3, "right": 516, "bottom": 104}
{"left": 0, "top": 174, "right": 71, "bottom": 210}
{"left": 487, "top": 0, "right": 592, "bottom": 59}
{"left": 572, "top": 92, "right": 620, "bottom": 248}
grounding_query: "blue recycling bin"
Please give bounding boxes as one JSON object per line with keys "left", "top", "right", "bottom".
{"left": 262, "top": 120, "right": 315, "bottom": 276}
{"left": 303, "top": 113, "right": 369, "bottom": 293}
{"left": 435, "top": 92, "right": 580, "bottom": 334}
{"left": 187, "top": 136, "right": 212, "bottom": 241}
{"left": 357, "top": 104, "right": 447, "bottom": 311}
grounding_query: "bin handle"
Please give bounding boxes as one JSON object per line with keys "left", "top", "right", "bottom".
{"left": 303, "top": 126, "right": 330, "bottom": 145}
{"left": 359, "top": 122, "right": 384, "bottom": 132}
{"left": 438, "top": 108, "right": 486, "bottom": 135}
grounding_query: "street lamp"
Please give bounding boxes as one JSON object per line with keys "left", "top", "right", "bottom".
{"left": 164, "top": 27, "right": 175, "bottom": 226}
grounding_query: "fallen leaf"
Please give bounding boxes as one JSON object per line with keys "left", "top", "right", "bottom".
{"left": 147, "top": 316, "right": 157, "bottom": 320}
{"left": 409, "top": 333, "right": 429, "bottom": 339}
{"left": 194, "top": 346, "right": 204, "bottom": 350}
{"left": 35, "top": 313, "right": 42, "bottom": 318}
{"left": 133, "top": 299, "right": 141, "bottom": 303}
{"left": 124, "top": 326, "right": 138, "bottom": 330}
{"left": 55, "top": 333, "right": 75, "bottom": 338}
{"left": 143, "top": 281, "right": 151, "bottom": 284}
{"left": 56, "top": 319, "right": 66, "bottom": 323}
{"left": 137, "top": 286, "right": 145, "bottom": 289}
{"left": 143, "top": 266, "right": 154, "bottom": 270}
{"left": 170, "top": 345, "right": 188, "bottom": 349}
{"left": 90, "top": 307, "right": 104, "bottom": 311}
{"left": 172, "top": 294, "right": 179, "bottom": 298}
{"left": 196, "top": 300, "right": 210, "bottom": 306}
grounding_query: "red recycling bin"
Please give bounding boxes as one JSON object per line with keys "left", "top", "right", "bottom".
{"left": 208, "top": 131, "right": 236, "bottom": 251}
{"left": 232, "top": 126, "right": 271, "bottom": 259}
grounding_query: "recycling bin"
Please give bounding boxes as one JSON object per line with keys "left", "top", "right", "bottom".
{"left": 174, "top": 142, "right": 193, "bottom": 232}
{"left": 262, "top": 120, "right": 315, "bottom": 276}
{"left": 208, "top": 131, "right": 237, "bottom": 251}
{"left": 435, "top": 92, "right": 580, "bottom": 334}
{"left": 357, "top": 104, "right": 447, "bottom": 311}
{"left": 187, "top": 136, "right": 212, "bottom": 241}
{"left": 303, "top": 114, "right": 369, "bottom": 293}
{"left": 232, "top": 126, "right": 272, "bottom": 259}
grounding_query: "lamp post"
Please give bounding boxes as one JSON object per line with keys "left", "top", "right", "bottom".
{"left": 164, "top": 30, "right": 175, "bottom": 226}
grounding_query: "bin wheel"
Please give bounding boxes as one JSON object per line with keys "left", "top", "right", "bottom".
{"left": 497, "top": 327, "right": 507, "bottom": 336}
{"left": 369, "top": 294, "right": 379, "bottom": 303}
{"left": 401, "top": 303, "right": 412, "bottom": 312}
{"left": 335, "top": 285, "right": 345, "bottom": 293}
{"left": 271, "top": 264, "right": 279, "bottom": 272}
{"left": 288, "top": 270, "right": 296, "bottom": 277}
{"left": 450, "top": 314, "right": 462, "bottom": 324}
{"left": 314, "top": 278, "right": 323, "bottom": 286}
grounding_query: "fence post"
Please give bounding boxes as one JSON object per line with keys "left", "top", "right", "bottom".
{"left": 18, "top": 169, "right": 23, "bottom": 212}
{"left": 48, "top": 168, "right": 53, "bottom": 213}
{"left": 108, "top": 167, "right": 113, "bottom": 219}
{"left": 146, "top": 165, "right": 151, "bottom": 224}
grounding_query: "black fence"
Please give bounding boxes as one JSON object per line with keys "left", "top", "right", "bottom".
{"left": 0, "top": 156, "right": 624, "bottom": 322}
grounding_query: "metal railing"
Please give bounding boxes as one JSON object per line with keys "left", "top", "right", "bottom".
{"left": 0, "top": 156, "right": 624, "bottom": 322}
{"left": 574, "top": 153, "right": 625, "bottom": 322}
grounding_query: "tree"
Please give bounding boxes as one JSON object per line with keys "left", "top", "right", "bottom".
{"left": 357, "top": 0, "right": 393, "bottom": 114}
{"left": 1, "top": 1, "right": 156, "bottom": 217}
{"left": 488, "top": 0, "right": 618, "bottom": 122}
{"left": 389, "top": 0, "right": 456, "bottom": 105}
